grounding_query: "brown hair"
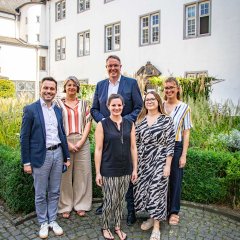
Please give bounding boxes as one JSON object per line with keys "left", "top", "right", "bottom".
{"left": 106, "top": 55, "right": 121, "bottom": 64}
{"left": 107, "top": 93, "right": 125, "bottom": 106}
{"left": 164, "top": 77, "right": 181, "bottom": 100}
{"left": 136, "top": 91, "right": 166, "bottom": 124}
{"left": 41, "top": 77, "right": 57, "bottom": 90}
{"left": 63, "top": 76, "right": 80, "bottom": 93}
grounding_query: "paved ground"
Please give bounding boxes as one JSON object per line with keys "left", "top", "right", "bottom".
{"left": 0, "top": 203, "right": 239, "bottom": 240}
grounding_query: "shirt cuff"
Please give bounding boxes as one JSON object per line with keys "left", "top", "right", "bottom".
{"left": 24, "top": 163, "right": 31, "bottom": 166}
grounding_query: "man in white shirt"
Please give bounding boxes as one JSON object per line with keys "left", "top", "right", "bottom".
{"left": 20, "top": 77, "right": 70, "bottom": 239}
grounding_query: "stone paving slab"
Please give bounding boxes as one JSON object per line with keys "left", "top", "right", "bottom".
{"left": 0, "top": 203, "right": 240, "bottom": 240}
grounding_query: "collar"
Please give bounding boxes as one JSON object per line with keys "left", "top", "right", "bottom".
{"left": 109, "top": 75, "right": 121, "bottom": 85}
{"left": 40, "top": 98, "right": 55, "bottom": 108}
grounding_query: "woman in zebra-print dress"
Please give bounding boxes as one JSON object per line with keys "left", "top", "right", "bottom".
{"left": 134, "top": 91, "right": 175, "bottom": 240}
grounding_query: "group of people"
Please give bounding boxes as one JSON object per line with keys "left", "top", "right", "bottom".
{"left": 20, "top": 55, "right": 192, "bottom": 240}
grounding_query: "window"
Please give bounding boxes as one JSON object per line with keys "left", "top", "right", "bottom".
{"left": 140, "top": 12, "right": 160, "bottom": 46}
{"left": 36, "top": 16, "right": 40, "bottom": 23}
{"left": 39, "top": 57, "right": 46, "bottom": 71}
{"left": 185, "top": 1, "right": 210, "bottom": 38}
{"left": 78, "top": 31, "right": 90, "bottom": 56}
{"left": 105, "top": 22, "right": 120, "bottom": 52}
{"left": 185, "top": 71, "right": 208, "bottom": 78}
{"left": 78, "top": 0, "right": 90, "bottom": 12}
{"left": 56, "top": 0, "right": 66, "bottom": 21}
{"left": 55, "top": 37, "right": 66, "bottom": 61}
{"left": 36, "top": 34, "right": 40, "bottom": 42}
{"left": 25, "top": 34, "right": 28, "bottom": 42}
{"left": 104, "top": 0, "right": 114, "bottom": 3}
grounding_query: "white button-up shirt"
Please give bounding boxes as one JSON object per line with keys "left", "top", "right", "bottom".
{"left": 40, "top": 98, "right": 61, "bottom": 148}
{"left": 108, "top": 75, "right": 121, "bottom": 98}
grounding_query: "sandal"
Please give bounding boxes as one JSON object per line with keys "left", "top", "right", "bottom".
{"left": 77, "top": 210, "right": 86, "bottom": 217}
{"left": 62, "top": 212, "right": 70, "bottom": 219}
{"left": 101, "top": 228, "right": 114, "bottom": 240}
{"left": 141, "top": 218, "right": 154, "bottom": 231}
{"left": 114, "top": 228, "right": 127, "bottom": 240}
{"left": 169, "top": 214, "right": 179, "bottom": 225}
{"left": 150, "top": 230, "right": 161, "bottom": 240}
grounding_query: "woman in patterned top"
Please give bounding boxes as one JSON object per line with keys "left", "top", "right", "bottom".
{"left": 57, "top": 76, "right": 92, "bottom": 219}
{"left": 163, "top": 77, "right": 192, "bottom": 225}
{"left": 134, "top": 91, "right": 175, "bottom": 240}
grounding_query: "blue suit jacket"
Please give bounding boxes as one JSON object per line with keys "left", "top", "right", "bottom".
{"left": 90, "top": 75, "right": 143, "bottom": 123}
{"left": 20, "top": 100, "right": 70, "bottom": 168}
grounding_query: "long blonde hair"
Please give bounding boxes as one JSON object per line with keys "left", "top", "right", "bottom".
{"left": 136, "top": 91, "right": 166, "bottom": 124}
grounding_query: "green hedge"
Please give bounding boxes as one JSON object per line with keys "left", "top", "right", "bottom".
{"left": 0, "top": 145, "right": 35, "bottom": 213}
{"left": 0, "top": 144, "right": 239, "bottom": 213}
{"left": 0, "top": 144, "right": 101, "bottom": 214}
{"left": 182, "top": 148, "right": 240, "bottom": 207}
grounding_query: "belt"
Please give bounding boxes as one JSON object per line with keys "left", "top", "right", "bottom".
{"left": 47, "top": 143, "right": 61, "bottom": 151}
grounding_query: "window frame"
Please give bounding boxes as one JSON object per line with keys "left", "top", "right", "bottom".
{"left": 55, "top": 37, "right": 66, "bottom": 61}
{"left": 139, "top": 11, "right": 160, "bottom": 47}
{"left": 78, "top": 0, "right": 90, "bottom": 13}
{"left": 56, "top": 0, "right": 66, "bottom": 22}
{"left": 39, "top": 56, "right": 46, "bottom": 71}
{"left": 104, "top": 22, "right": 121, "bottom": 52}
{"left": 185, "top": 70, "right": 208, "bottom": 78}
{"left": 77, "top": 30, "right": 90, "bottom": 57}
{"left": 184, "top": 0, "right": 211, "bottom": 39}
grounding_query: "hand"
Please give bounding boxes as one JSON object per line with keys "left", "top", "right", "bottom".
{"left": 24, "top": 165, "right": 32, "bottom": 174}
{"left": 163, "top": 165, "right": 170, "bottom": 177}
{"left": 179, "top": 155, "right": 186, "bottom": 168}
{"left": 75, "top": 140, "right": 84, "bottom": 151}
{"left": 64, "top": 160, "right": 71, "bottom": 167}
{"left": 96, "top": 173, "right": 103, "bottom": 187}
{"left": 68, "top": 142, "right": 78, "bottom": 153}
{"left": 131, "top": 170, "right": 138, "bottom": 184}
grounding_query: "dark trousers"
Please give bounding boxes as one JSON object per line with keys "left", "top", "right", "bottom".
{"left": 168, "top": 141, "right": 183, "bottom": 215}
{"left": 125, "top": 182, "right": 134, "bottom": 212}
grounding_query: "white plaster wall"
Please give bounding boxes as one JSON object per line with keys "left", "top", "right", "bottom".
{"left": 0, "top": 44, "right": 36, "bottom": 80}
{"left": 0, "top": 16, "right": 16, "bottom": 38}
{"left": 49, "top": 0, "right": 240, "bottom": 103}
{"left": 19, "top": 3, "right": 47, "bottom": 45}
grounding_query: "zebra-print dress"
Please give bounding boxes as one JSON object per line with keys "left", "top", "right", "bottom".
{"left": 134, "top": 115, "right": 175, "bottom": 220}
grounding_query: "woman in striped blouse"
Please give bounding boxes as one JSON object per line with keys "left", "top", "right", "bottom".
{"left": 163, "top": 77, "right": 192, "bottom": 225}
{"left": 57, "top": 76, "right": 92, "bottom": 219}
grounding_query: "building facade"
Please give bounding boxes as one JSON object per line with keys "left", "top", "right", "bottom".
{"left": 0, "top": 0, "right": 240, "bottom": 103}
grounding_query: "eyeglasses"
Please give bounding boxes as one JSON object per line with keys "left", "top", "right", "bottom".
{"left": 106, "top": 64, "right": 121, "bottom": 68}
{"left": 164, "top": 86, "right": 177, "bottom": 90}
{"left": 145, "top": 98, "right": 156, "bottom": 102}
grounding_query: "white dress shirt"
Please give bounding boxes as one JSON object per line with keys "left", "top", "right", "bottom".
{"left": 108, "top": 75, "right": 121, "bottom": 98}
{"left": 40, "top": 98, "right": 61, "bottom": 148}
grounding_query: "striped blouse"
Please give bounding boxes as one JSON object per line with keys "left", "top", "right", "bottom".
{"left": 164, "top": 101, "right": 192, "bottom": 142}
{"left": 57, "top": 99, "right": 92, "bottom": 136}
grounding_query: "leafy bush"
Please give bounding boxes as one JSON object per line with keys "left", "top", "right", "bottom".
{"left": 0, "top": 79, "right": 15, "bottom": 98}
{"left": 218, "top": 129, "right": 240, "bottom": 152}
{"left": 189, "top": 98, "right": 240, "bottom": 151}
{"left": 182, "top": 148, "right": 240, "bottom": 207}
{"left": 0, "top": 145, "right": 35, "bottom": 213}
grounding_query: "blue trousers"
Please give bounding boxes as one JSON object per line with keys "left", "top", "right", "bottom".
{"left": 168, "top": 141, "right": 183, "bottom": 215}
{"left": 32, "top": 147, "right": 63, "bottom": 224}
{"left": 125, "top": 182, "right": 134, "bottom": 212}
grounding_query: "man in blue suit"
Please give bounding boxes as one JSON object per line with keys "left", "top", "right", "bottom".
{"left": 20, "top": 77, "right": 70, "bottom": 239}
{"left": 91, "top": 55, "right": 143, "bottom": 225}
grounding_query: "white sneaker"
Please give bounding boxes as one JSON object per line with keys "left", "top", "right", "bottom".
{"left": 49, "top": 221, "right": 63, "bottom": 236}
{"left": 39, "top": 222, "right": 49, "bottom": 239}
